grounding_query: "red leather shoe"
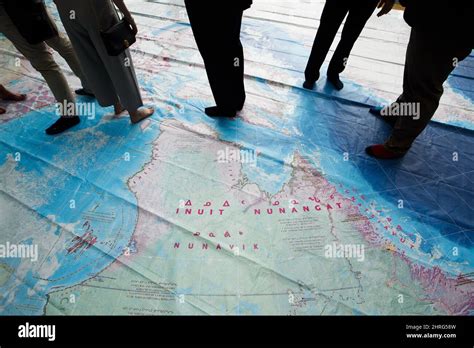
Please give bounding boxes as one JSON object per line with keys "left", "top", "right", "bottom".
{"left": 365, "top": 144, "right": 406, "bottom": 160}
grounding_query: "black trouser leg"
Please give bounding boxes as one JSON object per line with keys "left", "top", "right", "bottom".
{"left": 304, "top": 0, "right": 349, "bottom": 82}
{"left": 327, "top": 0, "right": 378, "bottom": 74}
{"left": 185, "top": 2, "right": 245, "bottom": 110}
{"left": 211, "top": 11, "right": 245, "bottom": 109}
{"left": 231, "top": 13, "right": 246, "bottom": 109}
{"left": 185, "top": 2, "right": 213, "bottom": 67}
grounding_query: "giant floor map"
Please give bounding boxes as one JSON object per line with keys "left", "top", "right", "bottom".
{"left": 0, "top": 0, "right": 473, "bottom": 315}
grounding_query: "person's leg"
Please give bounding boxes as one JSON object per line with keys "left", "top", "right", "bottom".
{"left": 230, "top": 11, "right": 246, "bottom": 110}
{"left": 367, "top": 29, "right": 471, "bottom": 159}
{"left": 369, "top": 26, "right": 413, "bottom": 126}
{"left": 185, "top": 2, "right": 211, "bottom": 58}
{"left": 81, "top": 0, "right": 151, "bottom": 123}
{"left": 0, "top": 5, "right": 79, "bottom": 134}
{"left": 327, "top": 0, "right": 378, "bottom": 90}
{"left": 304, "top": 0, "right": 349, "bottom": 89}
{"left": 111, "top": 50, "right": 152, "bottom": 124}
{"left": 46, "top": 33, "right": 94, "bottom": 96}
{"left": 0, "top": 83, "right": 27, "bottom": 114}
{"left": 368, "top": 29, "right": 426, "bottom": 158}
{"left": 60, "top": 0, "right": 152, "bottom": 124}
{"left": 369, "top": 96, "right": 403, "bottom": 127}
{"left": 42, "top": 9, "right": 93, "bottom": 96}
{"left": 205, "top": 9, "right": 247, "bottom": 117}
{"left": 186, "top": 2, "right": 242, "bottom": 117}
{"left": 0, "top": 84, "right": 27, "bottom": 101}
{"left": 0, "top": 9, "right": 74, "bottom": 106}
{"left": 0, "top": 83, "right": 5, "bottom": 114}
{"left": 56, "top": 2, "right": 120, "bottom": 109}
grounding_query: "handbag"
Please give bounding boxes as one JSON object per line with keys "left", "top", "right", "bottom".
{"left": 94, "top": 3, "right": 137, "bottom": 56}
{"left": 3, "top": 0, "right": 59, "bottom": 45}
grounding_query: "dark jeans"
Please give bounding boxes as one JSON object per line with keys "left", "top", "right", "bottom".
{"left": 185, "top": 1, "right": 246, "bottom": 110}
{"left": 385, "top": 29, "right": 472, "bottom": 153}
{"left": 305, "top": 0, "right": 378, "bottom": 81}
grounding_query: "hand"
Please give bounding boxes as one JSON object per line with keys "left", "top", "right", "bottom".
{"left": 377, "top": 0, "right": 395, "bottom": 17}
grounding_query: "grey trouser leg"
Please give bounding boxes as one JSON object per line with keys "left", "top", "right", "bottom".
{"left": 385, "top": 29, "right": 471, "bottom": 153}
{"left": 54, "top": 0, "right": 143, "bottom": 111}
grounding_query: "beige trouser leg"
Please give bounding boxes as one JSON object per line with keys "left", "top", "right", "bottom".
{"left": 43, "top": 9, "right": 92, "bottom": 92}
{"left": 0, "top": 4, "right": 74, "bottom": 114}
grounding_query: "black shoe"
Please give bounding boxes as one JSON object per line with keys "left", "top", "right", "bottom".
{"left": 303, "top": 71, "right": 319, "bottom": 90}
{"left": 75, "top": 88, "right": 95, "bottom": 98}
{"left": 45, "top": 116, "right": 80, "bottom": 135}
{"left": 303, "top": 80, "right": 316, "bottom": 90}
{"left": 327, "top": 73, "right": 344, "bottom": 91}
{"left": 205, "top": 106, "right": 237, "bottom": 118}
{"left": 369, "top": 106, "right": 397, "bottom": 127}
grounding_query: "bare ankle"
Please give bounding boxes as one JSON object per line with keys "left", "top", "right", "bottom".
{"left": 114, "top": 102, "right": 125, "bottom": 115}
